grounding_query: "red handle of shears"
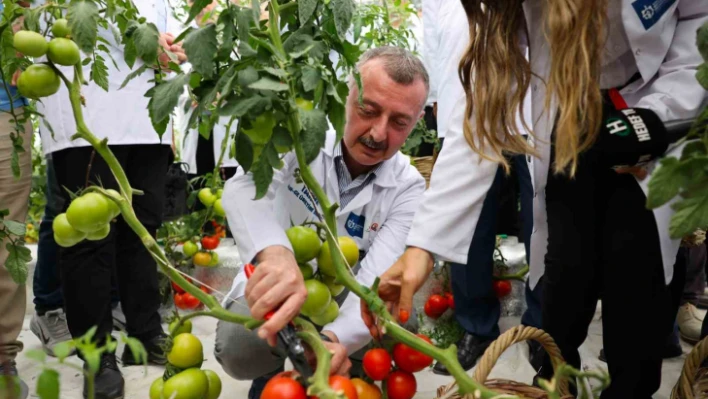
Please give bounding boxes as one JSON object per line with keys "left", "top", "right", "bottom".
{"left": 244, "top": 263, "right": 276, "bottom": 320}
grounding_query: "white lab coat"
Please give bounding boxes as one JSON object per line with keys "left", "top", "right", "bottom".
{"left": 38, "top": 0, "right": 181, "bottom": 155}
{"left": 408, "top": 0, "right": 708, "bottom": 289}
{"left": 223, "top": 130, "right": 426, "bottom": 354}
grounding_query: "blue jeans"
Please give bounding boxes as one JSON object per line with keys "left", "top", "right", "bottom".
{"left": 449, "top": 154, "right": 542, "bottom": 339}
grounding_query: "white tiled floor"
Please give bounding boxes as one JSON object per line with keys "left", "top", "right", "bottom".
{"left": 15, "top": 310, "right": 693, "bottom": 399}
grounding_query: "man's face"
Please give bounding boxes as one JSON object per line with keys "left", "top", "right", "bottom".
{"left": 343, "top": 59, "right": 427, "bottom": 168}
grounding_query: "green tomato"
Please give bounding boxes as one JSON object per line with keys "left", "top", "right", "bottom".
{"left": 322, "top": 274, "right": 345, "bottom": 297}
{"left": 51, "top": 18, "right": 72, "bottom": 38}
{"left": 183, "top": 241, "right": 199, "bottom": 257}
{"left": 301, "top": 279, "right": 331, "bottom": 317}
{"left": 149, "top": 377, "right": 164, "bottom": 399}
{"left": 216, "top": 188, "right": 223, "bottom": 198}
{"left": 295, "top": 97, "right": 314, "bottom": 111}
{"left": 317, "top": 237, "right": 360, "bottom": 276}
{"left": 13, "top": 30, "right": 48, "bottom": 57}
{"left": 17, "top": 64, "right": 61, "bottom": 99}
{"left": 203, "top": 370, "right": 222, "bottom": 399}
{"left": 162, "top": 368, "right": 208, "bottom": 399}
{"left": 66, "top": 192, "right": 114, "bottom": 233}
{"left": 52, "top": 213, "right": 86, "bottom": 247}
{"left": 105, "top": 189, "right": 121, "bottom": 218}
{"left": 208, "top": 251, "right": 219, "bottom": 267}
{"left": 85, "top": 223, "right": 110, "bottom": 241}
{"left": 167, "top": 333, "right": 203, "bottom": 369}
{"left": 309, "top": 300, "right": 339, "bottom": 326}
{"left": 213, "top": 199, "right": 225, "bottom": 217}
{"left": 48, "top": 38, "right": 81, "bottom": 66}
{"left": 169, "top": 319, "right": 193, "bottom": 337}
{"left": 198, "top": 188, "right": 217, "bottom": 207}
{"left": 285, "top": 226, "right": 322, "bottom": 263}
{"left": 242, "top": 113, "right": 276, "bottom": 145}
{"left": 299, "top": 263, "right": 314, "bottom": 280}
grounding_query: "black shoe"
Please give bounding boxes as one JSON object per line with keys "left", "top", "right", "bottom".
{"left": 121, "top": 333, "right": 168, "bottom": 366}
{"left": 528, "top": 340, "right": 545, "bottom": 372}
{"left": 84, "top": 353, "right": 124, "bottom": 399}
{"left": 599, "top": 344, "right": 682, "bottom": 363}
{"left": 432, "top": 333, "right": 493, "bottom": 375}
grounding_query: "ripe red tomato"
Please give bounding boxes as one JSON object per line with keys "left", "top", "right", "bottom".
{"left": 392, "top": 335, "right": 434, "bottom": 373}
{"left": 261, "top": 372, "right": 307, "bottom": 399}
{"left": 362, "top": 348, "right": 392, "bottom": 381}
{"left": 175, "top": 292, "right": 201, "bottom": 310}
{"left": 309, "top": 376, "right": 358, "bottom": 399}
{"left": 200, "top": 285, "right": 210, "bottom": 294}
{"left": 174, "top": 293, "right": 186, "bottom": 309}
{"left": 492, "top": 280, "right": 512, "bottom": 298}
{"left": 444, "top": 293, "right": 455, "bottom": 310}
{"left": 426, "top": 294, "right": 449, "bottom": 315}
{"left": 172, "top": 281, "right": 185, "bottom": 294}
{"left": 385, "top": 370, "right": 416, "bottom": 399}
{"left": 201, "top": 235, "right": 220, "bottom": 250}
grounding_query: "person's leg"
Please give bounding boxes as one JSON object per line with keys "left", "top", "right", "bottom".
{"left": 678, "top": 244, "right": 707, "bottom": 343}
{"left": 433, "top": 166, "right": 503, "bottom": 375}
{"left": 214, "top": 298, "right": 287, "bottom": 399}
{"left": 117, "top": 145, "right": 169, "bottom": 365}
{"left": 0, "top": 111, "right": 32, "bottom": 399}
{"left": 30, "top": 155, "right": 75, "bottom": 356}
{"left": 600, "top": 173, "right": 671, "bottom": 399}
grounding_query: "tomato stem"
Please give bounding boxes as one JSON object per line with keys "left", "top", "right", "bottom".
{"left": 493, "top": 264, "right": 529, "bottom": 282}
{"left": 295, "top": 330, "right": 346, "bottom": 399}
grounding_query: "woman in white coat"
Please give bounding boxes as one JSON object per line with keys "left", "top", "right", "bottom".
{"left": 365, "top": 1, "right": 708, "bottom": 396}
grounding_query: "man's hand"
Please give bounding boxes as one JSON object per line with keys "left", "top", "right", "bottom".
{"left": 158, "top": 33, "right": 186, "bottom": 67}
{"left": 361, "top": 247, "right": 433, "bottom": 339}
{"left": 11, "top": 70, "right": 20, "bottom": 87}
{"left": 304, "top": 331, "right": 351, "bottom": 376}
{"left": 246, "top": 245, "right": 307, "bottom": 347}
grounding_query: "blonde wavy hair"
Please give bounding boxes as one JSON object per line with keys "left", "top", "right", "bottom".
{"left": 459, "top": 0, "right": 607, "bottom": 175}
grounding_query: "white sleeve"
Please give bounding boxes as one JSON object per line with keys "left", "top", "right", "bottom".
{"left": 323, "top": 175, "right": 426, "bottom": 354}
{"left": 422, "top": 0, "right": 440, "bottom": 104}
{"left": 222, "top": 153, "right": 299, "bottom": 263}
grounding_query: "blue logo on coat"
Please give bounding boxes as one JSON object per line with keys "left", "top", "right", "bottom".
{"left": 632, "top": 0, "right": 676, "bottom": 30}
{"left": 345, "top": 212, "right": 366, "bottom": 238}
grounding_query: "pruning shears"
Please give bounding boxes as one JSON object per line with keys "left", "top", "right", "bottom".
{"left": 244, "top": 263, "right": 313, "bottom": 380}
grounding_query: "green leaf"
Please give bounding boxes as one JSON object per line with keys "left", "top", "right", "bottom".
{"left": 119, "top": 64, "right": 149, "bottom": 90}
{"left": 3, "top": 219, "right": 25, "bottom": 236}
{"left": 249, "top": 77, "right": 289, "bottom": 92}
{"left": 238, "top": 41, "right": 258, "bottom": 58}
{"left": 299, "top": 108, "right": 328, "bottom": 164}
{"left": 302, "top": 66, "right": 321, "bottom": 92}
{"left": 327, "top": 100, "right": 346, "bottom": 146}
{"left": 669, "top": 184, "right": 708, "bottom": 239}
{"left": 237, "top": 8, "right": 253, "bottom": 39}
{"left": 272, "top": 126, "right": 293, "bottom": 150}
{"left": 238, "top": 66, "right": 259, "bottom": 87}
{"left": 68, "top": 0, "right": 99, "bottom": 54}
{"left": 252, "top": 159, "right": 274, "bottom": 200}
{"left": 697, "top": 63, "right": 708, "bottom": 91}
{"left": 183, "top": 25, "right": 218, "bottom": 79}
{"left": 52, "top": 341, "right": 75, "bottom": 361}
{"left": 91, "top": 55, "right": 109, "bottom": 91}
{"left": 132, "top": 22, "right": 160, "bottom": 65}
{"left": 220, "top": 96, "right": 270, "bottom": 118}
{"left": 6, "top": 242, "right": 30, "bottom": 285}
{"left": 24, "top": 349, "right": 47, "bottom": 363}
{"left": 263, "top": 67, "right": 288, "bottom": 79}
{"left": 148, "top": 74, "right": 190, "bottom": 129}
{"left": 299, "top": 0, "right": 318, "bottom": 23}
{"left": 123, "top": 39, "right": 137, "bottom": 69}
{"left": 121, "top": 334, "right": 147, "bottom": 366}
{"left": 235, "top": 130, "right": 254, "bottom": 172}
{"left": 332, "top": 0, "right": 355, "bottom": 39}
{"left": 186, "top": 0, "right": 213, "bottom": 24}
{"left": 36, "top": 369, "right": 60, "bottom": 399}
{"left": 698, "top": 22, "right": 708, "bottom": 61}
{"left": 264, "top": 143, "right": 283, "bottom": 169}
{"left": 646, "top": 157, "right": 683, "bottom": 209}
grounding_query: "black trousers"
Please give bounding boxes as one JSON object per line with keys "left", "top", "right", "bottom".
{"left": 541, "top": 148, "right": 674, "bottom": 398}
{"left": 52, "top": 144, "right": 171, "bottom": 345}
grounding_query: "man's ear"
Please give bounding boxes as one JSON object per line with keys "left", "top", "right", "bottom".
{"left": 418, "top": 110, "right": 426, "bottom": 120}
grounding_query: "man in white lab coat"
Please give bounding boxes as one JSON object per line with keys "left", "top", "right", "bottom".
{"left": 214, "top": 46, "right": 428, "bottom": 399}
{"left": 35, "top": 2, "right": 186, "bottom": 398}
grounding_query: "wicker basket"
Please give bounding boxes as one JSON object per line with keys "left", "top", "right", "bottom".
{"left": 671, "top": 335, "right": 708, "bottom": 399}
{"left": 436, "top": 326, "right": 572, "bottom": 399}
{"left": 412, "top": 155, "right": 435, "bottom": 188}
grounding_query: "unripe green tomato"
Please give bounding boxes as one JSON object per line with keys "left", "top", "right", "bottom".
{"left": 149, "top": 377, "right": 164, "bottom": 399}
{"left": 85, "top": 223, "right": 110, "bottom": 241}
{"left": 183, "top": 241, "right": 199, "bottom": 257}
{"left": 51, "top": 19, "right": 72, "bottom": 38}
{"left": 17, "top": 64, "right": 61, "bottom": 99}
{"left": 48, "top": 38, "right": 81, "bottom": 66}
{"left": 213, "top": 199, "right": 225, "bottom": 217}
{"left": 13, "top": 30, "right": 48, "bottom": 57}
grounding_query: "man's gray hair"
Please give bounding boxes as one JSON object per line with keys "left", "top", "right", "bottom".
{"left": 355, "top": 46, "right": 430, "bottom": 96}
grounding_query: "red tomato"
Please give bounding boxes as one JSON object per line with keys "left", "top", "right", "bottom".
{"left": 200, "top": 285, "right": 210, "bottom": 294}
{"left": 492, "top": 280, "right": 512, "bottom": 298}
{"left": 392, "top": 335, "right": 434, "bottom": 373}
{"left": 172, "top": 281, "right": 185, "bottom": 294}
{"left": 181, "top": 293, "right": 201, "bottom": 309}
{"left": 309, "top": 376, "right": 358, "bottom": 399}
{"left": 385, "top": 370, "right": 416, "bottom": 399}
{"left": 201, "top": 235, "right": 220, "bottom": 250}
{"left": 425, "top": 294, "right": 448, "bottom": 317}
{"left": 261, "top": 372, "right": 307, "bottom": 399}
{"left": 362, "top": 348, "right": 392, "bottom": 381}
{"left": 444, "top": 293, "right": 455, "bottom": 310}
{"left": 174, "top": 293, "right": 186, "bottom": 309}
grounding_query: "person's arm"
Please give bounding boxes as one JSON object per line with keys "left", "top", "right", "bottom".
{"left": 422, "top": 0, "right": 440, "bottom": 105}
{"left": 322, "top": 171, "right": 426, "bottom": 354}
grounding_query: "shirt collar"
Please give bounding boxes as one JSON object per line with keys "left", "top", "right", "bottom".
{"left": 333, "top": 142, "right": 383, "bottom": 181}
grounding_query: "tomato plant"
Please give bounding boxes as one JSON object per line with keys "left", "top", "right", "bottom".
{"left": 317, "top": 237, "right": 359, "bottom": 276}
{"left": 385, "top": 371, "right": 416, "bottom": 399}
{"left": 52, "top": 213, "right": 86, "bottom": 247}
{"left": 201, "top": 235, "right": 220, "bottom": 250}
{"left": 261, "top": 372, "right": 307, "bottom": 399}
{"left": 48, "top": 38, "right": 81, "bottom": 66}
{"left": 492, "top": 280, "right": 512, "bottom": 298}
{"left": 299, "top": 263, "right": 315, "bottom": 279}
{"left": 13, "top": 30, "right": 48, "bottom": 57}
{"left": 169, "top": 319, "right": 193, "bottom": 336}
{"left": 167, "top": 333, "right": 203, "bottom": 369}
{"left": 85, "top": 223, "right": 110, "bottom": 241}
{"left": 174, "top": 292, "right": 200, "bottom": 310}
{"left": 162, "top": 368, "right": 208, "bottom": 399}
{"left": 309, "top": 300, "right": 339, "bottom": 326}
{"left": 65, "top": 192, "right": 113, "bottom": 233}
{"left": 17, "top": 64, "right": 60, "bottom": 99}
{"left": 350, "top": 378, "right": 381, "bottom": 399}
{"left": 392, "top": 335, "right": 434, "bottom": 373}
{"left": 193, "top": 251, "right": 212, "bottom": 267}
{"left": 363, "top": 348, "right": 392, "bottom": 381}
{"left": 203, "top": 370, "right": 222, "bottom": 399}
{"left": 286, "top": 226, "right": 322, "bottom": 263}
{"left": 149, "top": 377, "right": 164, "bottom": 399}
{"left": 301, "top": 279, "right": 332, "bottom": 317}
{"left": 198, "top": 188, "right": 217, "bottom": 207}
{"left": 183, "top": 241, "right": 199, "bottom": 257}
{"left": 51, "top": 18, "right": 71, "bottom": 38}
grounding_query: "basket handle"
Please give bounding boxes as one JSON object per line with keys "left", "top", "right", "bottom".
{"left": 671, "top": 335, "right": 708, "bottom": 399}
{"left": 472, "top": 326, "right": 571, "bottom": 396}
